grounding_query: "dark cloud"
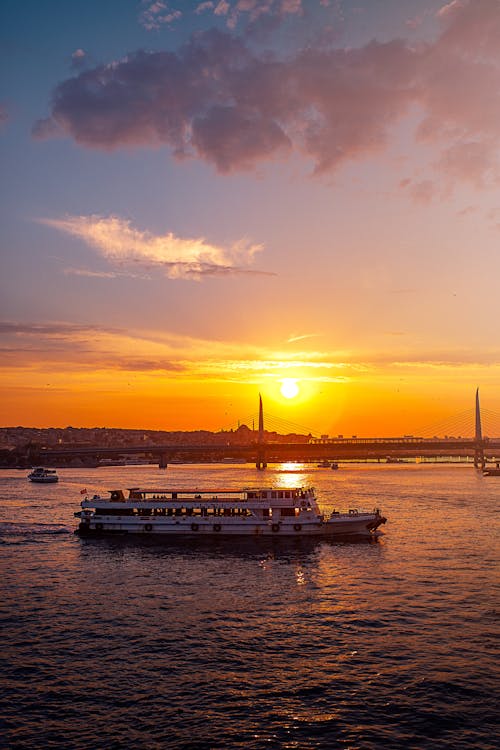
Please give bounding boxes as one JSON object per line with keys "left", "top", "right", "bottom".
{"left": 33, "top": 1, "right": 500, "bottom": 183}
{"left": 191, "top": 105, "right": 291, "bottom": 171}
{"left": 0, "top": 322, "right": 120, "bottom": 337}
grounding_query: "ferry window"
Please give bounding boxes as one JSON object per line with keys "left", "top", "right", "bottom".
{"left": 280, "top": 508, "right": 295, "bottom": 517}
{"left": 278, "top": 491, "right": 284, "bottom": 499}
{"left": 271, "top": 491, "right": 277, "bottom": 499}
{"left": 285, "top": 491, "right": 290, "bottom": 499}
{"left": 175, "top": 508, "right": 182, "bottom": 516}
{"left": 261, "top": 492, "right": 267, "bottom": 499}
{"left": 262, "top": 508, "right": 270, "bottom": 518}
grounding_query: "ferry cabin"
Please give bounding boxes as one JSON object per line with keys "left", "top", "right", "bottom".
{"left": 78, "top": 487, "right": 327, "bottom": 535}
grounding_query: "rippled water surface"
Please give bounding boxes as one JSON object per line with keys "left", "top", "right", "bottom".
{"left": 1, "top": 464, "right": 499, "bottom": 749}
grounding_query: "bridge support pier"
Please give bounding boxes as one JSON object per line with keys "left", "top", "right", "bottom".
{"left": 474, "top": 448, "right": 485, "bottom": 471}
{"left": 256, "top": 452, "right": 267, "bottom": 470}
{"left": 159, "top": 453, "right": 168, "bottom": 469}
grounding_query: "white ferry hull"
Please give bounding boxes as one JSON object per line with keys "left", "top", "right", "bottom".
{"left": 76, "top": 515, "right": 383, "bottom": 539}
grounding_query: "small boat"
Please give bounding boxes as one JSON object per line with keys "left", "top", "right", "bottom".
{"left": 317, "top": 460, "right": 331, "bottom": 468}
{"left": 28, "top": 467, "right": 59, "bottom": 483}
{"left": 483, "top": 464, "right": 500, "bottom": 476}
{"left": 75, "top": 486, "right": 387, "bottom": 539}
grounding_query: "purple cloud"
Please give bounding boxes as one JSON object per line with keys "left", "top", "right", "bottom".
{"left": 33, "top": 0, "right": 500, "bottom": 185}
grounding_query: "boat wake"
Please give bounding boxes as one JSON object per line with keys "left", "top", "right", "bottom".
{"left": 0, "top": 521, "right": 72, "bottom": 543}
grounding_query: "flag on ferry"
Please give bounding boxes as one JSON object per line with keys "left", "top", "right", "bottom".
{"left": 80, "top": 488, "right": 87, "bottom": 495}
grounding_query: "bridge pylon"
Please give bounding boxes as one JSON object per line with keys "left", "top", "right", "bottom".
{"left": 256, "top": 393, "right": 267, "bottom": 470}
{"left": 474, "top": 388, "right": 485, "bottom": 470}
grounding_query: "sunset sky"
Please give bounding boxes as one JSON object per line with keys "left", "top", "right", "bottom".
{"left": 1, "top": 0, "right": 500, "bottom": 436}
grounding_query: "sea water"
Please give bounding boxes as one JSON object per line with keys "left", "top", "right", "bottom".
{"left": 1, "top": 464, "right": 498, "bottom": 749}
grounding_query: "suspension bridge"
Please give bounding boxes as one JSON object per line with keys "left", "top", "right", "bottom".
{"left": 30, "top": 389, "right": 500, "bottom": 469}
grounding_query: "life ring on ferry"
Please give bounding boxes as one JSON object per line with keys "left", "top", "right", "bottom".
{"left": 294, "top": 524, "right": 302, "bottom": 532}
{"left": 213, "top": 524, "right": 221, "bottom": 532}
{"left": 271, "top": 523, "right": 280, "bottom": 533}
{"left": 144, "top": 524, "right": 153, "bottom": 532}
{"left": 191, "top": 523, "right": 199, "bottom": 532}
{"left": 95, "top": 523, "right": 103, "bottom": 531}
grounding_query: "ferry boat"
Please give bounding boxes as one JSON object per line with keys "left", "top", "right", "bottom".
{"left": 28, "top": 467, "right": 59, "bottom": 483}
{"left": 75, "top": 486, "right": 386, "bottom": 539}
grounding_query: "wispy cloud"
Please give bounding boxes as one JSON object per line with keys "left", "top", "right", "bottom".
{"left": 63, "top": 267, "right": 122, "bottom": 279}
{"left": 71, "top": 48, "right": 88, "bottom": 69}
{"left": 139, "top": 1, "right": 182, "bottom": 31}
{"left": 0, "top": 321, "right": 120, "bottom": 337}
{"left": 62, "top": 265, "right": 151, "bottom": 279}
{"left": 39, "top": 214, "right": 268, "bottom": 280}
{"left": 197, "top": 0, "right": 306, "bottom": 30}
{"left": 287, "top": 333, "right": 321, "bottom": 343}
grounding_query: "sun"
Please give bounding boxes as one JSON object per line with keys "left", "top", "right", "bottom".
{"left": 280, "top": 378, "right": 300, "bottom": 399}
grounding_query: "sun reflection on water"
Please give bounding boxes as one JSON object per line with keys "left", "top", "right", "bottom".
{"left": 274, "top": 463, "right": 309, "bottom": 486}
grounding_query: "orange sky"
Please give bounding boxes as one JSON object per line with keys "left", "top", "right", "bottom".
{"left": 1, "top": 322, "right": 498, "bottom": 435}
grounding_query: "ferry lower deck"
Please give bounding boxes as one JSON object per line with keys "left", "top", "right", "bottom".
{"left": 75, "top": 487, "right": 386, "bottom": 538}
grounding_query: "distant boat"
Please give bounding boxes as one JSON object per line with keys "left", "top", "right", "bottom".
{"left": 317, "top": 460, "right": 331, "bottom": 468}
{"left": 483, "top": 464, "right": 500, "bottom": 476}
{"left": 331, "top": 462, "right": 339, "bottom": 470}
{"left": 28, "top": 467, "right": 59, "bottom": 483}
